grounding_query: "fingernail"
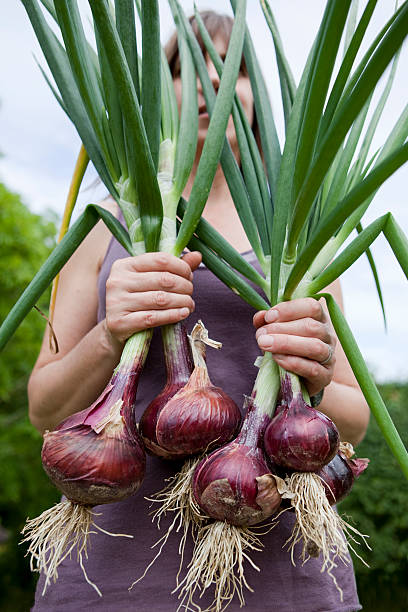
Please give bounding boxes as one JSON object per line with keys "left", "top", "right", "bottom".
{"left": 258, "top": 334, "right": 274, "bottom": 349}
{"left": 189, "top": 271, "right": 193, "bottom": 281}
{"left": 180, "top": 307, "right": 190, "bottom": 319}
{"left": 265, "top": 309, "right": 278, "bottom": 323}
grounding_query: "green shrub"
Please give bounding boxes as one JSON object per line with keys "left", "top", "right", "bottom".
{"left": 0, "top": 183, "right": 58, "bottom": 611}
{"left": 339, "top": 382, "right": 408, "bottom": 611}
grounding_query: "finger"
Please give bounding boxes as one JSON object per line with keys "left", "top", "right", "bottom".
{"left": 109, "top": 271, "right": 194, "bottom": 296}
{"left": 121, "top": 252, "right": 194, "bottom": 280}
{"left": 182, "top": 251, "right": 202, "bottom": 273}
{"left": 264, "top": 298, "right": 325, "bottom": 324}
{"left": 123, "top": 307, "right": 192, "bottom": 333}
{"left": 257, "top": 333, "right": 333, "bottom": 364}
{"left": 122, "top": 291, "right": 195, "bottom": 312}
{"left": 269, "top": 354, "right": 333, "bottom": 395}
{"left": 253, "top": 310, "right": 267, "bottom": 329}
{"left": 255, "top": 318, "right": 332, "bottom": 343}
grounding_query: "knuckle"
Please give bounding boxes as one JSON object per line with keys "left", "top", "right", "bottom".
{"left": 185, "top": 281, "right": 194, "bottom": 296}
{"left": 329, "top": 330, "right": 337, "bottom": 347}
{"left": 160, "top": 271, "right": 175, "bottom": 289}
{"left": 310, "top": 363, "right": 320, "bottom": 379}
{"left": 156, "top": 253, "right": 170, "bottom": 268}
{"left": 309, "top": 298, "right": 322, "bottom": 318}
{"left": 155, "top": 291, "right": 169, "bottom": 307}
{"left": 144, "top": 312, "right": 157, "bottom": 327}
{"left": 305, "top": 317, "right": 319, "bottom": 335}
{"left": 106, "top": 276, "right": 121, "bottom": 293}
{"left": 317, "top": 340, "right": 328, "bottom": 360}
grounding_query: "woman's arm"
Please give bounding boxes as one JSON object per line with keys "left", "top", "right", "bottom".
{"left": 28, "top": 201, "right": 201, "bottom": 433}
{"left": 253, "top": 280, "right": 370, "bottom": 447}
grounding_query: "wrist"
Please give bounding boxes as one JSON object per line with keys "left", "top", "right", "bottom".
{"left": 100, "top": 319, "right": 124, "bottom": 360}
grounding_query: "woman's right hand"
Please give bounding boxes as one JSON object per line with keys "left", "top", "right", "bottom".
{"left": 105, "top": 251, "right": 202, "bottom": 344}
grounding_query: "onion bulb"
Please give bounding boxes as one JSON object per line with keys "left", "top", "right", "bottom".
{"left": 21, "top": 330, "right": 151, "bottom": 595}
{"left": 263, "top": 373, "right": 340, "bottom": 471}
{"left": 140, "top": 320, "right": 241, "bottom": 458}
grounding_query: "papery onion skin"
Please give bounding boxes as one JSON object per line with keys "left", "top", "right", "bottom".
{"left": 193, "top": 400, "right": 281, "bottom": 526}
{"left": 155, "top": 368, "right": 242, "bottom": 456}
{"left": 318, "top": 451, "right": 369, "bottom": 505}
{"left": 263, "top": 392, "right": 340, "bottom": 472}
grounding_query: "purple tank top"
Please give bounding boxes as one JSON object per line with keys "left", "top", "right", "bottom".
{"left": 33, "top": 229, "right": 361, "bottom": 611}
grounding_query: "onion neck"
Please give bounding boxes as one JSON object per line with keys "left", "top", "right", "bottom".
{"left": 161, "top": 322, "right": 193, "bottom": 386}
{"left": 279, "top": 367, "right": 311, "bottom": 405}
{"left": 237, "top": 352, "right": 280, "bottom": 447}
{"left": 114, "top": 330, "right": 153, "bottom": 404}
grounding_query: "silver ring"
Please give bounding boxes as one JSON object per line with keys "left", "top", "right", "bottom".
{"left": 320, "top": 344, "right": 334, "bottom": 365}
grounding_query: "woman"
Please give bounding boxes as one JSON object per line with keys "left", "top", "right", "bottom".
{"left": 28, "top": 11, "right": 369, "bottom": 611}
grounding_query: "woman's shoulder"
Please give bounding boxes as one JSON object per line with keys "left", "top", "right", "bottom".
{"left": 77, "top": 196, "right": 120, "bottom": 272}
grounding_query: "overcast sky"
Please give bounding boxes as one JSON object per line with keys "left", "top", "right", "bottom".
{"left": 0, "top": 1, "right": 407, "bottom": 382}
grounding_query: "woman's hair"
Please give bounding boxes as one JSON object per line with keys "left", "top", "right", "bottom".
{"left": 165, "top": 11, "right": 248, "bottom": 77}
{"left": 165, "top": 10, "right": 260, "bottom": 141}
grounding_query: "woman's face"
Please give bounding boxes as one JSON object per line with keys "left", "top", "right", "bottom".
{"left": 172, "top": 32, "right": 254, "bottom": 153}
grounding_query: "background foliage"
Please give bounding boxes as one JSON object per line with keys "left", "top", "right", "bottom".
{"left": 0, "top": 182, "right": 407, "bottom": 611}
{"left": 0, "top": 183, "right": 58, "bottom": 611}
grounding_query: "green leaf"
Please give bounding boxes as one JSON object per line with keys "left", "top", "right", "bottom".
{"left": 317, "top": 0, "right": 377, "bottom": 143}
{"left": 193, "top": 7, "right": 269, "bottom": 253}
{"left": 270, "top": 46, "right": 315, "bottom": 302}
{"left": 0, "top": 205, "right": 132, "bottom": 352}
{"left": 54, "top": 1, "right": 118, "bottom": 178}
{"left": 259, "top": 0, "right": 296, "bottom": 126}
{"left": 286, "top": 2, "right": 408, "bottom": 260}
{"left": 231, "top": 0, "right": 281, "bottom": 200}
{"left": 174, "top": 0, "right": 248, "bottom": 254}
{"left": 292, "top": 0, "right": 351, "bottom": 201}
{"left": 170, "top": 0, "right": 265, "bottom": 267}
{"left": 21, "top": 0, "right": 118, "bottom": 198}
{"left": 186, "top": 234, "right": 270, "bottom": 311}
{"left": 178, "top": 198, "right": 267, "bottom": 291}
{"left": 351, "top": 49, "right": 401, "bottom": 186}
{"left": 115, "top": 0, "right": 140, "bottom": 99}
{"left": 89, "top": 0, "right": 163, "bottom": 251}
{"left": 308, "top": 214, "right": 388, "bottom": 293}
{"left": 173, "top": 36, "right": 198, "bottom": 196}
{"left": 141, "top": 0, "right": 161, "bottom": 170}
{"left": 94, "top": 25, "right": 128, "bottom": 177}
{"left": 357, "top": 222, "right": 387, "bottom": 330}
{"left": 160, "top": 47, "right": 179, "bottom": 144}
{"left": 319, "top": 292, "right": 408, "bottom": 480}
{"left": 284, "top": 142, "right": 408, "bottom": 298}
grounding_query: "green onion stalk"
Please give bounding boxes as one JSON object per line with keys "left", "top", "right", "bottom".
{"left": 159, "top": 1, "right": 408, "bottom": 609}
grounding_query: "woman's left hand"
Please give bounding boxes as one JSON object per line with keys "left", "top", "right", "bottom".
{"left": 253, "top": 298, "right": 337, "bottom": 397}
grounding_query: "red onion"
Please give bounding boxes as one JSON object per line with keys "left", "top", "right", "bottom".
{"left": 140, "top": 321, "right": 241, "bottom": 458}
{"left": 173, "top": 353, "right": 281, "bottom": 611}
{"left": 318, "top": 442, "right": 369, "bottom": 505}
{"left": 193, "top": 397, "right": 281, "bottom": 526}
{"left": 42, "top": 371, "right": 146, "bottom": 505}
{"left": 263, "top": 373, "right": 340, "bottom": 471}
{"left": 139, "top": 322, "right": 193, "bottom": 459}
{"left": 21, "top": 330, "right": 151, "bottom": 594}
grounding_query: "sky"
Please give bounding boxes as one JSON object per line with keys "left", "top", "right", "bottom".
{"left": 0, "top": 0, "right": 407, "bottom": 382}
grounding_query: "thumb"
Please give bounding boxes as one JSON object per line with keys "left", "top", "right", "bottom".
{"left": 182, "top": 250, "right": 202, "bottom": 273}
